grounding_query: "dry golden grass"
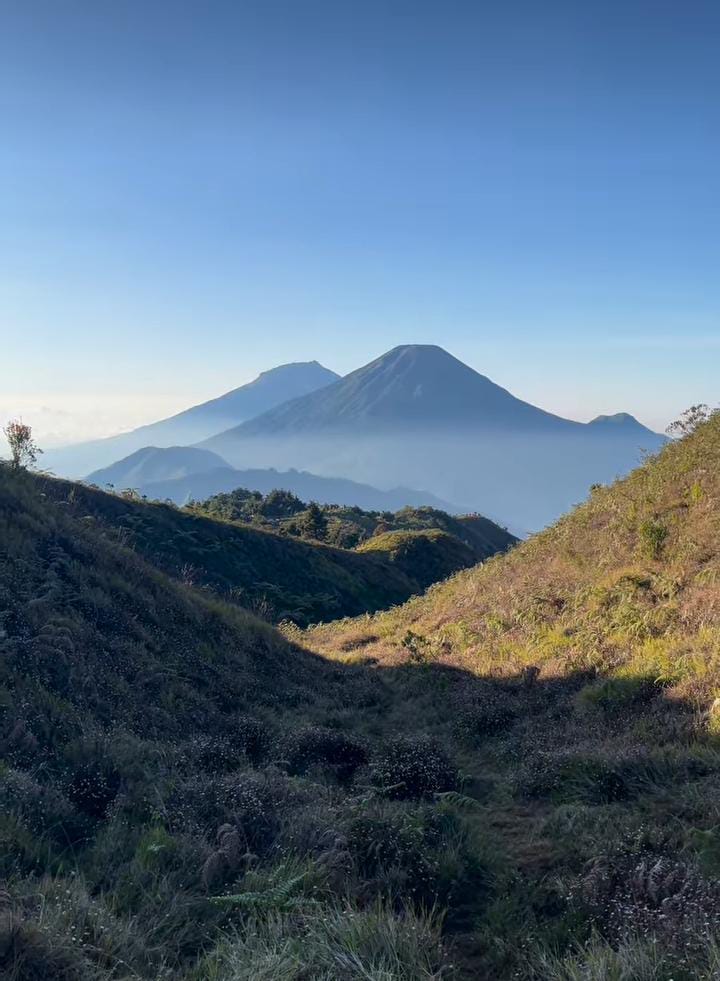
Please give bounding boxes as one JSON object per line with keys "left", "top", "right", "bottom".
{"left": 304, "top": 415, "right": 720, "bottom": 701}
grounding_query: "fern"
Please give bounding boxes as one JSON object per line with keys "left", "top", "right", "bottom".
{"left": 211, "top": 864, "right": 318, "bottom": 912}
{"left": 434, "top": 790, "right": 482, "bottom": 812}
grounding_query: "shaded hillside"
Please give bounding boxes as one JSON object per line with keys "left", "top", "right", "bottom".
{"left": 0, "top": 469, "right": 324, "bottom": 740}
{"left": 87, "top": 447, "right": 462, "bottom": 511}
{"left": 200, "top": 345, "right": 666, "bottom": 533}
{"left": 42, "top": 360, "right": 339, "bottom": 478}
{"left": 32, "top": 475, "right": 428, "bottom": 626}
{"left": 0, "top": 464, "right": 456, "bottom": 979}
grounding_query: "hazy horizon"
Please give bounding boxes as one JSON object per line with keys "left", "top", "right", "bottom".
{"left": 0, "top": 342, "right": 689, "bottom": 450}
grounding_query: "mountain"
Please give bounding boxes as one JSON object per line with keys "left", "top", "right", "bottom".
{"left": 86, "top": 446, "right": 464, "bottom": 512}
{"left": 200, "top": 344, "right": 667, "bottom": 533}
{"left": 41, "top": 360, "right": 340, "bottom": 478}
{"left": 87, "top": 445, "right": 230, "bottom": 488}
{"left": 208, "top": 344, "right": 578, "bottom": 436}
{"left": 588, "top": 411, "right": 663, "bottom": 439}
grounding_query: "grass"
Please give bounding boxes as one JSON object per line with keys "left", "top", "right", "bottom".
{"left": 2, "top": 415, "right": 720, "bottom": 977}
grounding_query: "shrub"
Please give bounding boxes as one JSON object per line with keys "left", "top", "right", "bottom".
{"left": 638, "top": 519, "right": 669, "bottom": 560}
{"left": 515, "top": 751, "right": 628, "bottom": 804}
{"left": 67, "top": 761, "right": 121, "bottom": 820}
{"left": 169, "top": 770, "right": 292, "bottom": 854}
{"left": 453, "top": 685, "right": 516, "bottom": 742}
{"left": 371, "top": 736, "right": 458, "bottom": 800}
{"left": 346, "top": 805, "right": 482, "bottom": 910}
{"left": 286, "top": 726, "right": 368, "bottom": 782}
{"left": 236, "top": 715, "right": 272, "bottom": 766}
{"left": 0, "top": 767, "right": 83, "bottom": 841}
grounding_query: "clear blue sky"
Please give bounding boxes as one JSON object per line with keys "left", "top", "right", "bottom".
{"left": 1, "top": 0, "right": 718, "bottom": 444}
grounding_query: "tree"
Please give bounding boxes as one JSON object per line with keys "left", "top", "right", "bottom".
{"left": 3, "top": 419, "right": 42, "bottom": 470}
{"left": 301, "top": 501, "right": 328, "bottom": 541}
{"left": 666, "top": 404, "right": 717, "bottom": 439}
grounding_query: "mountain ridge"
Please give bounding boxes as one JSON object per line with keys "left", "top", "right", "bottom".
{"left": 41, "top": 360, "right": 340, "bottom": 478}
{"left": 86, "top": 446, "right": 465, "bottom": 512}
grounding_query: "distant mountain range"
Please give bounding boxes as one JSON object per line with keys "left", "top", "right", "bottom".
{"left": 199, "top": 345, "right": 666, "bottom": 532}
{"left": 42, "top": 361, "right": 339, "bottom": 478}
{"left": 44, "top": 344, "right": 666, "bottom": 533}
{"left": 87, "top": 446, "right": 462, "bottom": 514}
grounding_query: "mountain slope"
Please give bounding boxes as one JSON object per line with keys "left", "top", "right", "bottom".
{"left": 200, "top": 345, "right": 667, "bottom": 533}
{"left": 0, "top": 462, "right": 455, "bottom": 980}
{"left": 42, "top": 360, "right": 340, "bottom": 478}
{"left": 0, "top": 466, "right": 326, "bottom": 739}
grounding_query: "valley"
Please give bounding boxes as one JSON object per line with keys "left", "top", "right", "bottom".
{"left": 1, "top": 412, "right": 718, "bottom": 979}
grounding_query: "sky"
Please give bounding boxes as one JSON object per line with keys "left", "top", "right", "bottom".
{"left": 1, "top": 0, "right": 718, "bottom": 446}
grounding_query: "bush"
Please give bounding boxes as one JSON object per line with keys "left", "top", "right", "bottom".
{"left": 169, "top": 770, "right": 294, "bottom": 854}
{"left": 515, "top": 751, "right": 628, "bottom": 804}
{"left": 453, "top": 686, "right": 516, "bottom": 743}
{"left": 371, "top": 736, "right": 458, "bottom": 800}
{"left": 236, "top": 715, "right": 272, "bottom": 766}
{"left": 346, "top": 806, "right": 481, "bottom": 909}
{"left": 67, "top": 761, "right": 121, "bottom": 820}
{"left": 286, "top": 726, "right": 368, "bottom": 782}
{"left": 638, "top": 519, "right": 669, "bottom": 560}
{"left": 577, "top": 676, "right": 658, "bottom": 716}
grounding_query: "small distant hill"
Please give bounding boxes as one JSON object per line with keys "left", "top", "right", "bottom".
{"left": 357, "top": 529, "right": 479, "bottom": 590}
{"left": 191, "top": 489, "right": 517, "bottom": 557}
{"left": 87, "top": 446, "right": 463, "bottom": 513}
{"left": 42, "top": 360, "right": 340, "bottom": 478}
{"left": 87, "top": 445, "right": 229, "bottom": 488}
{"left": 587, "top": 411, "right": 662, "bottom": 438}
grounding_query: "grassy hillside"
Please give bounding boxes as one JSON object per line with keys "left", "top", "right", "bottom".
{"left": 31, "top": 474, "right": 431, "bottom": 627}
{"left": 4, "top": 417, "right": 720, "bottom": 980}
{"left": 307, "top": 414, "right": 720, "bottom": 686}
{"left": 300, "top": 414, "right": 720, "bottom": 978}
